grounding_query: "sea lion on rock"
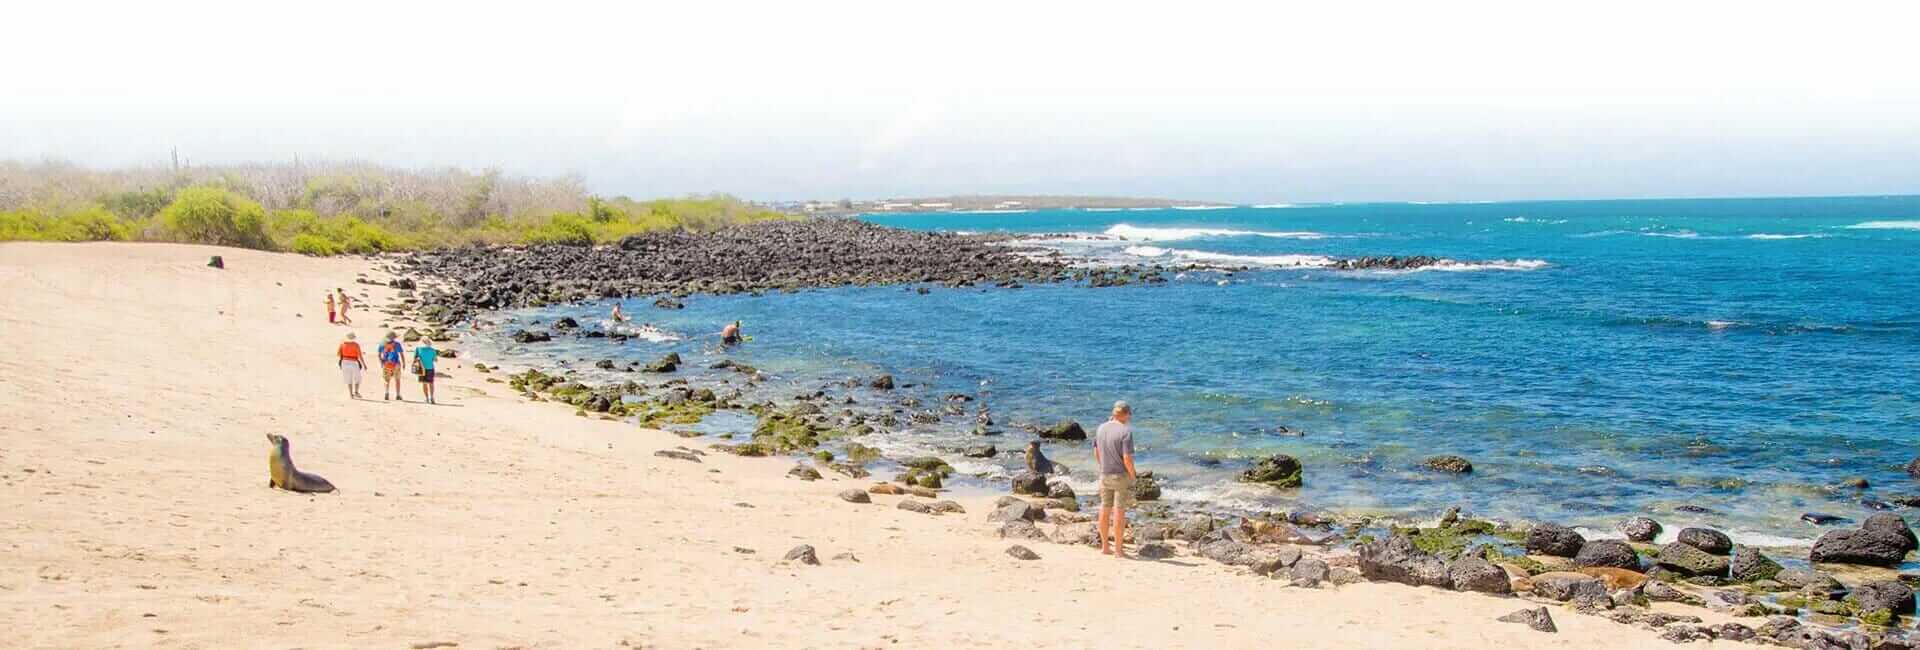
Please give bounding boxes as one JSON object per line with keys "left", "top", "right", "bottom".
{"left": 266, "top": 433, "right": 336, "bottom": 493}
{"left": 1024, "top": 441, "right": 1068, "bottom": 475}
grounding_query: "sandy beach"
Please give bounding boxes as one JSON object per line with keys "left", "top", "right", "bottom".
{"left": 1, "top": 242, "right": 1731, "bottom": 648}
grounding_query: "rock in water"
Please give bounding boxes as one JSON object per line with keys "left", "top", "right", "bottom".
{"left": 1907, "top": 457, "right": 1920, "bottom": 479}
{"left": 1676, "top": 527, "right": 1733, "bottom": 555}
{"left": 1802, "top": 512, "right": 1849, "bottom": 526}
{"left": 1006, "top": 545, "right": 1040, "bottom": 560}
{"left": 1865, "top": 513, "right": 1920, "bottom": 553}
{"left": 1010, "top": 470, "right": 1049, "bottom": 495}
{"left": 1238, "top": 454, "right": 1304, "bottom": 488}
{"left": 1847, "top": 580, "right": 1917, "bottom": 617}
{"left": 1526, "top": 523, "right": 1586, "bottom": 557}
{"left": 1131, "top": 472, "right": 1162, "bottom": 501}
{"left": 1497, "top": 606, "right": 1558, "bottom": 633}
{"left": 1620, "top": 516, "right": 1663, "bottom": 542}
{"left": 1810, "top": 528, "right": 1913, "bottom": 566}
{"left": 1574, "top": 539, "right": 1640, "bottom": 569}
{"left": 1039, "top": 420, "right": 1086, "bottom": 440}
{"left": 784, "top": 545, "right": 819, "bottom": 565}
{"left": 837, "top": 489, "right": 871, "bottom": 504}
{"left": 963, "top": 444, "right": 996, "bottom": 458}
{"left": 1656, "top": 542, "right": 1730, "bottom": 577}
{"left": 1729, "top": 546, "right": 1783, "bottom": 582}
{"left": 1422, "top": 455, "right": 1473, "bottom": 474}
{"left": 869, "top": 374, "right": 894, "bottom": 390}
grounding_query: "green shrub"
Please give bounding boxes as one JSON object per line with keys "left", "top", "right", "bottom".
{"left": 524, "top": 213, "right": 595, "bottom": 246}
{"left": 289, "top": 233, "right": 344, "bottom": 256}
{"left": 0, "top": 207, "right": 135, "bottom": 242}
{"left": 159, "top": 187, "right": 273, "bottom": 249}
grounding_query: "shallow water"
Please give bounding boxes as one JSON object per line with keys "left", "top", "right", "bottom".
{"left": 467, "top": 196, "right": 1920, "bottom": 548}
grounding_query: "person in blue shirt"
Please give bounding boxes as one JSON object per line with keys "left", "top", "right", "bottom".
{"left": 378, "top": 332, "right": 406, "bottom": 401}
{"left": 413, "top": 341, "right": 440, "bottom": 404}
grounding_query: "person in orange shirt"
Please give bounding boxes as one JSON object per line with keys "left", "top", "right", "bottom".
{"left": 338, "top": 332, "right": 366, "bottom": 399}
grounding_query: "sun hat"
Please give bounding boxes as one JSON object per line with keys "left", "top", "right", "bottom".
{"left": 346, "top": 332, "right": 357, "bottom": 340}
{"left": 386, "top": 331, "right": 398, "bottom": 340}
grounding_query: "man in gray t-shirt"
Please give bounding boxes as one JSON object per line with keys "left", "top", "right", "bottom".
{"left": 1093, "top": 400, "right": 1138, "bottom": 558}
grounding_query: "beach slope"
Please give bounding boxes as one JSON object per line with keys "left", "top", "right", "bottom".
{"left": 0, "top": 243, "right": 1700, "bottom": 648}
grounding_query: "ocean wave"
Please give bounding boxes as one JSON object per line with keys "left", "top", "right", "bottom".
{"left": 1503, "top": 216, "right": 1568, "bottom": 224}
{"left": 1122, "top": 245, "right": 1548, "bottom": 273}
{"left": 1103, "top": 224, "right": 1329, "bottom": 241}
{"left": 1847, "top": 220, "right": 1920, "bottom": 230}
{"left": 1170, "top": 205, "right": 1237, "bottom": 211}
{"left": 1082, "top": 207, "right": 1123, "bottom": 212}
{"left": 953, "top": 209, "right": 1032, "bottom": 214}
{"left": 1746, "top": 233, "right": 1827, "bottom": 240}
{"left": 1414, "top": 259, "right": 1552, "bottom": 272}
{"left": 1123, "top": 245, "right": 1335, "bottom": 268}
{"left": 604, "top": 322, "right": 683, "bottom": 342}
{"left": 1251, "top": 203, "right": 1298, "bottom": 209}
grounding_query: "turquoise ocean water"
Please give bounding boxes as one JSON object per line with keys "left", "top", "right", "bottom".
{"left": 470, "top": 196, "right": 1920, "bottom": 546}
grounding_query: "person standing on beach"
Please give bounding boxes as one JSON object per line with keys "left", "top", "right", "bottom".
{"left": 326, "top": 293, "right": 336, "bottom": 324}
{"left": 1093, "top": 400, "right": 1138, "bottom": 558}
{"left": 413, "top": 339, "right": 439, "bottom": 404}
{"left": 336, "top": 289, "right": 353, "bottom": 324}
{"left": 378, "top": 332, "right": 406, "bottom": 401}
{"left": 337, "top": 332, "right": 366, "bottom": 399}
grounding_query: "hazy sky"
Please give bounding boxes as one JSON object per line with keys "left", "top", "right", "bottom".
{"left": 7, "top": 1, "right": 1920, "bottom": 203}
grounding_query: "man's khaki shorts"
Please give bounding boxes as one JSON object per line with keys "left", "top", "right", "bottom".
{"left": 1099, "top": 474, "right": 1135, "bottom": 509}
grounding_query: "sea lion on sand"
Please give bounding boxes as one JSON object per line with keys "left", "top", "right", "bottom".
{"left": 266, "top": 433, "right": 336, "bottom": 493}
{"left": 1025, "top": 441, "right": 1067, "bottom": 475}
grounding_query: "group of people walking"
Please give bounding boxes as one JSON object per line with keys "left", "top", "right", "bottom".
{"left": 337, "top": 331, "right": 439, "bottom": 403}
{"left": 326, "top": 289, "right": 353, "bottom": 325}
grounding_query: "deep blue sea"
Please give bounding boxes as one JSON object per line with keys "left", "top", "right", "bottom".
{"left": 468, "top": 197, "right": 1920, "bottom": 547}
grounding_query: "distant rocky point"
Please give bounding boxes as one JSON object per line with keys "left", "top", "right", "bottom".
{"left": 777, "top": 195, "right": 1233, "bottom": 215}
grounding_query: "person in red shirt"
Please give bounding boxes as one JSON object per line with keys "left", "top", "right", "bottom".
{"left": 338, "top": 332, "right": 366, "bottom": 399}
{"left": 326, "top": 293, "right": 336, "bottom": 324}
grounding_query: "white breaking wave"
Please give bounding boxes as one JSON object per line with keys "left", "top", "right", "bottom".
{"left": 1082, "top": 207, "right": 1123, "bottom": 212}
{"left": 1103, "top": 223, "right": 1329, "bottom": 241}
{"left": 1503, "top": 216, "right": 1568, "bottom": 224}
{"left": 1415, "top": 259, "right": 1551, "bottom": 272}
{"left": 605, "top": 322, "right": 682, "bottom": 342}
{"left": 1123, "top": 245, "right": 1334, "bottom": 268}
{"left": 1746, "top": 233, "right": 1827, "bottom": 240}
{"left": 1640, "top": 230, "right": 1700, "bottom": 239}
{"left": 954, "top": 209, "right": 1031, "bottom": 214}
{"left": 1122, "top": 245, "right": 1549, "bottom": 272}
{"left": 1848, "top": 220, "right": 1920, "bottom": 230}
{"left": 1170, "top": 205, "right": 1237, "bottom": 211}
{"left": 1251, "top": 203, "right": 1298, "bottom": 209}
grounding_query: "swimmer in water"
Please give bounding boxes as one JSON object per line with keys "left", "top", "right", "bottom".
{"left": 720, "top": 320, "right": 743, "bottom": 345}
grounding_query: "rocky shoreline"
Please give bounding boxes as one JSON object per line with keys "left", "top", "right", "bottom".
{"left": 369, "top": 218, "right": 1919, "bottom": 647}
{"left": 395, "top": 218, "right": 1527, "bottom": 323}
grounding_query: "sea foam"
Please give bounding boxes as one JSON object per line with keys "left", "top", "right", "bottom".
{"left": 1847, "top": 220, "right": 1920, "bottom": 230}
{"left": 1104, "top": 224, "right": 1328, "bottom": 241}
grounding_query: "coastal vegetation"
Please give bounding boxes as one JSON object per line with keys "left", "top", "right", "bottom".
{"left": 0, "top": 160, "right": 789, "bottom": 253}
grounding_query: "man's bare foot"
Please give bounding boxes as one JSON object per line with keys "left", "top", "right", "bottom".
{"left": 1101, "top": 546, "right": 1114, "bottom": 555}
{"left": 1113, "top": 551, "right": 1130, "bottom": 559}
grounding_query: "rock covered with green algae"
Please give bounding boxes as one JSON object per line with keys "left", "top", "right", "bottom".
{"left": 1238, "top": 454, "right": 1302, "bottom": 488}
